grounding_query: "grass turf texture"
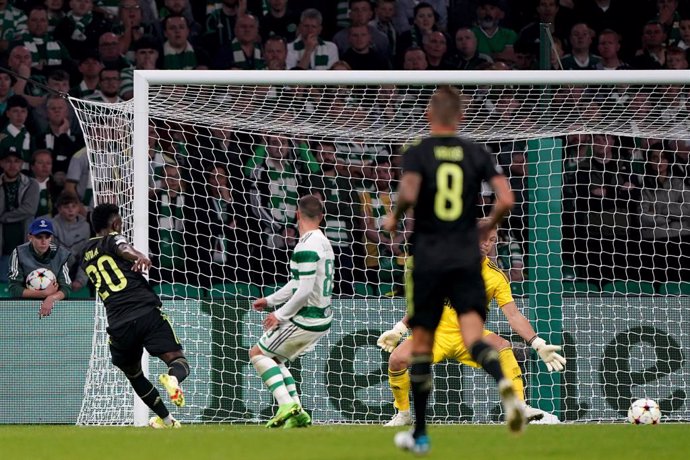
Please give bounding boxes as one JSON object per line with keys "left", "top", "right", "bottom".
{"left": 2, "top": 424, "right": 689, "bottom": 460}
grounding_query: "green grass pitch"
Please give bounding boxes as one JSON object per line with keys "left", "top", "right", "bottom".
{"left": 2, "top": 424, "right": 689, "bottom": 460}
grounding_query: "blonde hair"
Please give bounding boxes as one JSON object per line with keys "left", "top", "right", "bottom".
{"left": 477, "top": 217, "right": 498, "bottom": 231}
{"left": 429, "top": 85, "right": 463, "bottom": 124}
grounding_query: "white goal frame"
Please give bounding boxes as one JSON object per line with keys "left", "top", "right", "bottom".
{"left": 123, "top": 69, "right": 690, "bottom": 426}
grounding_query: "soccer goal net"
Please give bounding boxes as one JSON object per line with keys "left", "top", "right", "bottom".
{"left": 69, "top": 70, "right": 690, "bottom": 425}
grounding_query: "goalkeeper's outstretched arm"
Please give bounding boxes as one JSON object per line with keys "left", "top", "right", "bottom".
{"left": 501, "top": 302, "right": 567, "bottom": 372}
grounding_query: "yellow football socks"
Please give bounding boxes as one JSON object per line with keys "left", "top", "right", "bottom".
{"left": 388, "top": 368, "right": 411, "bottom": 411}
{"left": 498, "top": 348, "right": 525, "bottom": 401}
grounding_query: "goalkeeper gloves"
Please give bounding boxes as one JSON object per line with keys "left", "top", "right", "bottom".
{"left": 377, "top": 321, "right": 408, "bottom": 353}
{"left": 530, "top": 337, "right": 567, "bottom": 372}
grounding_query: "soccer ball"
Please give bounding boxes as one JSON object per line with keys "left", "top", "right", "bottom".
{"left": 628, "top": 398, "right": 661, "bottom": 425}
{"left": 25, "top": 268, "right": 56, "bottom": 291}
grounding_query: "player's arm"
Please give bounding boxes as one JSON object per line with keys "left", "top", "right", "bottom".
{"left": 271, "top": 277, "right": 316, "bottom": 322}
{"left": 383, "top": 172, "right": 422, "bottom": 233}
{"left": 39, "top": 261, "right": 71, "bottom": 318}
{"left": 501, "top": 301, "right": 566, "bottom": 372}
{"left": 253, "top": 280, "right": 298, "bottom": 311}
{"left": 377, "top": 314, "right": 411, "bottom": 353}
{"left": 115, "top": 240, "right": 151, "bottom": 273}
{"left": 259, "top": 250, "right": 320, "bottom": 330}
{"left": 481, "top": 174, "right": 515, "bottom": 235}
{"left": 261, "top": 277, "right": 317, "bottom": 332}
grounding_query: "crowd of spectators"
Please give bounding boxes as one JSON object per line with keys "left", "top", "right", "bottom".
{"left": 0, "top": 0, "right": 689, "bottom": 295}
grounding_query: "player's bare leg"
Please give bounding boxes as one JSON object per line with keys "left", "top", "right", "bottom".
{"left": 460, "top": 312, "right": 525, "bottom": 433}
{"left": 395, "top": 326, "right": 433, "bottom": 454}
{"left": 385, "top": 339, "right": 413, "bottom": 426}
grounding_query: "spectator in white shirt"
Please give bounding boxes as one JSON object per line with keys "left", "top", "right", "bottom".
{"left": 286, "top": 8, "right": 338, "bottom": 70}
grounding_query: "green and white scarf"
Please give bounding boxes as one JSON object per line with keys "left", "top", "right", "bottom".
{"left": 156, "top": 191, "right": 185, "bottom": 269}
{"left": 35, "top": 178, "right": 53, "bottom": 219}
{"left": 22, "top": 34, "right": 66, "bottom": 68}
{"left": 336, "top": 0, "right": 349, "bottom": 29}
{"left": 0, "top": 5, "right": 28, "bottom": 41}
{"left": 231, "top": 38, "right": 265, "bottom": 69}
{"left": 292, "top": 37, "right": 330, "bottom": 68}
{"left": 67, "top": 11, "right": 93, "bottom": 41}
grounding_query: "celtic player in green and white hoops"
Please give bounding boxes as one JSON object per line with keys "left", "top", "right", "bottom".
{"left": 250, "top": 195, "right": 335, "bottom": 429}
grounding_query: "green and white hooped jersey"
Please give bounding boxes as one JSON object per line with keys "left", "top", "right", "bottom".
{"left": 289, "top": 230, "right": 335, "bottom": 331}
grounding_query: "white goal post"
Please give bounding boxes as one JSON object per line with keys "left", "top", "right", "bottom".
{"left": 69, "top": 70, "right": 690, "bottom": 426}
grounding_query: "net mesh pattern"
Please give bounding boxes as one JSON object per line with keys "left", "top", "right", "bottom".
{"left": 69, "top": 80, "right": 690, "bottom": 425}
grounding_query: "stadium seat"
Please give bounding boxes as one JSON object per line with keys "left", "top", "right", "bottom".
{"left": 562, "top": 280, "right": 599, "bottom": 295}
{"left": 155, "top": 283, "right": 207, "bottom": 299}
{"left": 0, "top": 282, "right": 10, "bottom": 298}
{"left": 354, "top": 282, "right": 375, "bottom": 297}
{"left": 208, "top": 282, "right": 260, "bottom": 299}
{"left": 601, "top": 281, "right": 655, "bottom": 295}
{"left": 658, "top": 282, "right": 690, "bottom": 296}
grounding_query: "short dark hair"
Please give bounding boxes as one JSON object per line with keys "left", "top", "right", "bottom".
{"left": 414, "top": 2, "right": 436, "bottom": 18}
{"left": 6, "top": 94, "right": 28, "bottom": 109}
{"left": 48, "top": 69, "right": 70, "bottom": 82}
{"left": 29, "top": 4, "right": 48, "bottom": 15}
{"left": 163, "top": 14, "right": 189, "bottom": 30}
{"left": 31, "top": 149, "right": 52, "bottom": 164}
{"left": 298, "top": 194, "right": 324, "bottom": 220}
{"left": 99, "top": 67, "right": 121, "bottom": 79}
{"left": 429, "top": 85, "right": 463, "bottom": 124}
{"left": 265, "top": 35, "right": 287, "bottom": 46}
{"left": 350, "top": 0, "right": 372, "bottom": 8}
{"left": 132, "top": 34, "right": 160, "bottom": 52}
{"left": 57, "top": 191, "right": 80, "bottom": 207}
{"left": 599, "top": 28, "right": 621, "bottom": 42}
{"left": 91, "top": 203, "right": 120, "bottom": 232}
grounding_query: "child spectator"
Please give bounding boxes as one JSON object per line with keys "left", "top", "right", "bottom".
{"left": 52, "top": 191, "right": 90, "bottom": 291}
{"left": 7, "top": 217, "right": 71, "bottom": 316}
{"left": 0, "top": 95, "right": 34, "bottom": 169}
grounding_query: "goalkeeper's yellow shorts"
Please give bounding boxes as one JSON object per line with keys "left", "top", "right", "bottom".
{"left": 407, "top": 329, "right": 493, "bottom": 368}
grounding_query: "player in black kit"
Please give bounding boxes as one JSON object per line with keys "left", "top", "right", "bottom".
{"left": 383, "top": 86, "right": 522, "bottom": 453}
{"left": 81, "top": 203, "right": 190, "bottom": 428}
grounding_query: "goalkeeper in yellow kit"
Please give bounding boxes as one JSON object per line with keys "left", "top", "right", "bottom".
{"left": 378, "top": 220, "right": 566, "bottom": 426}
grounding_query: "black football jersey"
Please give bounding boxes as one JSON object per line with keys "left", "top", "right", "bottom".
{"left": 80, "top": 233, "right": 161, "bottom": 328}
{"left": 402, "top": 134, "right": 501, "bottom": 269}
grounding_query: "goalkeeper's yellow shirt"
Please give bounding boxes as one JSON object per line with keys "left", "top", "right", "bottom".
{"left": 435, "top": 258, "right": 514, "bottom": 336}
